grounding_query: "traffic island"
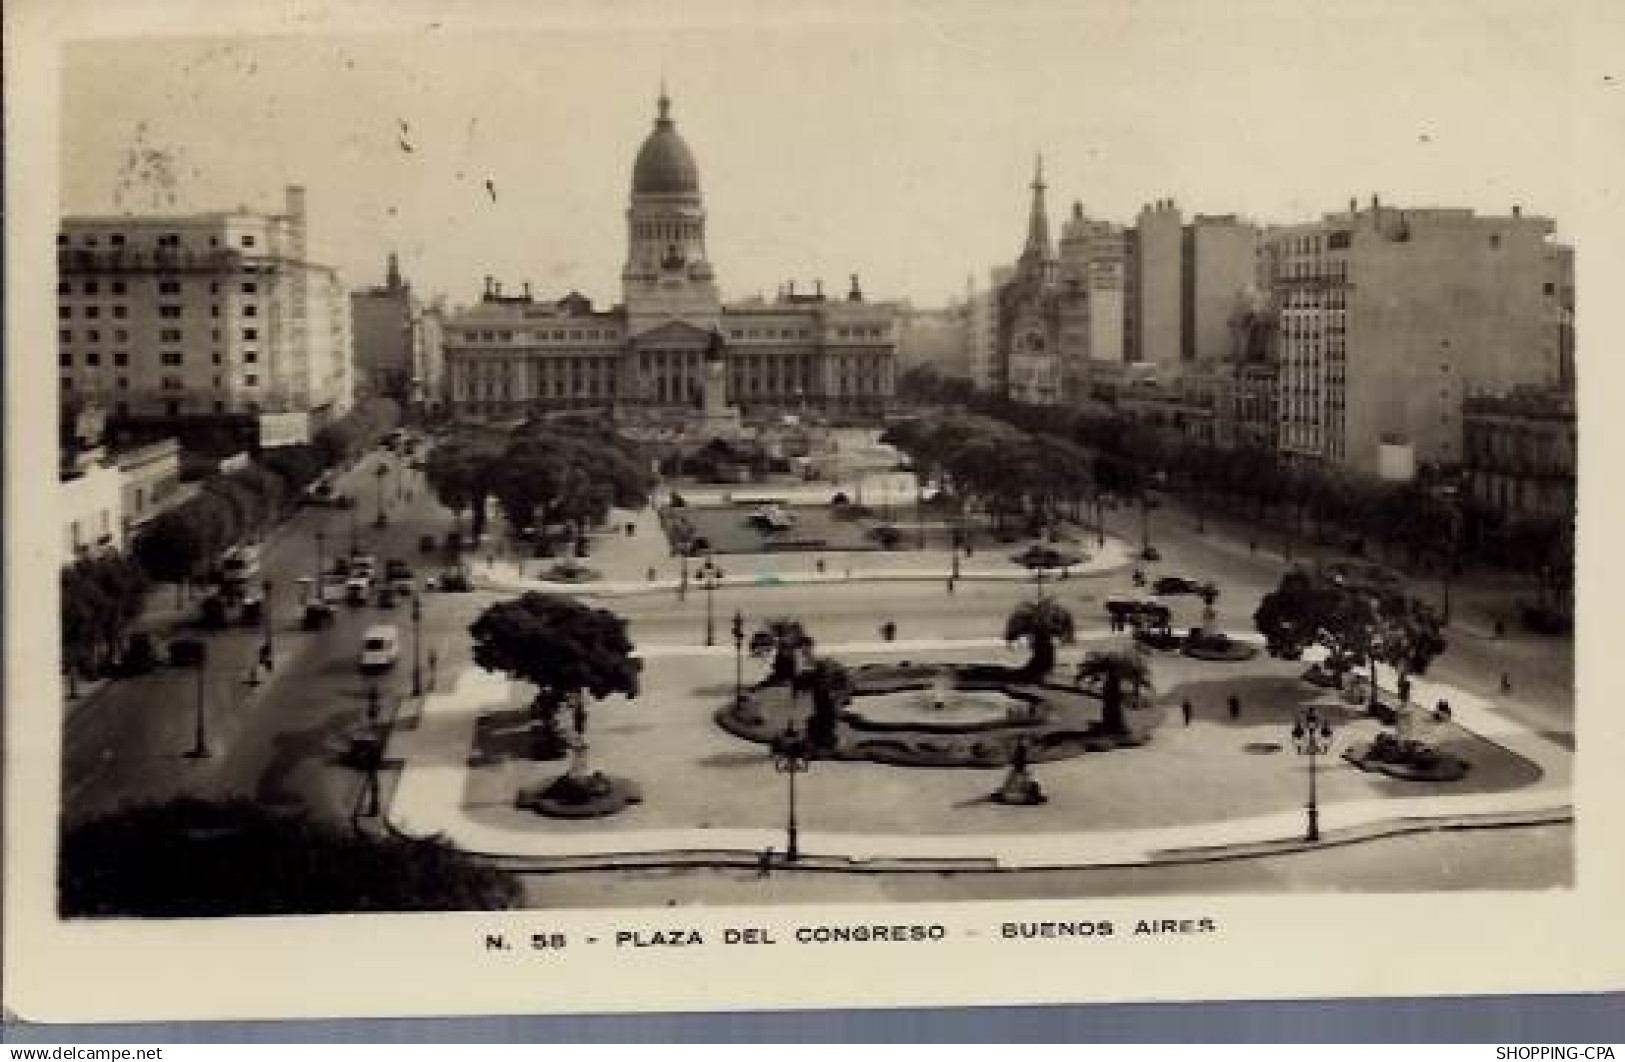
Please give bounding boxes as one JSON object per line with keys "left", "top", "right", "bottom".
{"left": 1343, "top": 732, "right": 1470, "bottom": 783}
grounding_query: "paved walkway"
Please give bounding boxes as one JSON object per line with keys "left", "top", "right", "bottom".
{"left": 383, "top": 631, "right": 1572, "bottom": 870}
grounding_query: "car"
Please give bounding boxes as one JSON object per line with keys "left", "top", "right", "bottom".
{"left": 358, "top": 624, "right": 400, "bottom": 675}
{"left": 301, "top": 602, "right": 336, "bottom": 630}
{"left": 220, "top": 545, "right": 262, "bottom": 588}
{"left": 168, "top": 638, "right": 207, "bottom": 668}
{"left": 376, "top": 586, "right": 398, "bottom": 610}
{"left": 418, "top": 533, "right": 438, "bottom": 554}
{"left": 332, "top": 494, "right": 356, "bottom": 509}
{"left": 1153, "top": 575, "right": 1201, "bottom": 596}
{"left": 237, "top": 595, "right": 264, "bottom": 627}
{"left": 349, "top": 555, "right": 378, "bottom": 583}
{"left": 199, "top": 594, "right": 230, "bottom": 629}
{"left": 385, "top": 558, "right": 412, "bottom": 582}
{"left": 345, "top": 578, "right": 370, "bottom": 607}
{"left": 436, "top": 568, "right": 472, "bottom": 593}
{"left": 1140, "top": 546, "right": 1162, "bottom": 562}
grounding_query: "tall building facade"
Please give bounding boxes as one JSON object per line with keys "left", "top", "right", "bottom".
{"left": 57, "top": 185, "right": 353, "bottom": 441}
{"left": 1267, "top": 198, "right": 1569, "bottom": 475}
{"left": 350, "top": 253, "right": 417, "bottom": 404}
{"left": 443, "top": 92, "right": 897, "bottom": 421}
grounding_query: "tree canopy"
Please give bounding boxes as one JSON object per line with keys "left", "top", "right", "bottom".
{"left": 61, "top": 797, "right": 518, "bottom": 917}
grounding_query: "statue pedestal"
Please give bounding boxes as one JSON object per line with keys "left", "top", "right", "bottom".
{"left": 992, "top": 765, "right": 1047, "bottom": 806}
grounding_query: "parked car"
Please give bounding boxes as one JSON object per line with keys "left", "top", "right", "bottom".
{"left": 345, "top": 578, "right": 370, "bottom": 607}
{"left": 358, "top": 624, "right": 400, "bottom": 675}
{"left": 199, "top": 595, "right": 230, "bottom": 630}
{"left": 385, "top": 558, "right": 412, "bottom": 582}
{"left": 168, "top": 638, "right": 207, "bottom": 668}
{"left": 436, "top": 568, "right": 472, "bottom": 593}
{"left": 376, "top": 585, "right": 398, "bottom": 610}
{"left": 418, "top": 533, "right": 438, "bottom": 554}
{"left": 238, "top": 595, "right": 264, "bottom": 627}
{"left": 1153, "top": 575, "right": 1201, "bottom": 596}
{"left": 301, "top": 602, "right": 336, "bottom": 630}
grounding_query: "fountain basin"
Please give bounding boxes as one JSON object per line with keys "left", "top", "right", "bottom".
{"left": 842, "top": 679, "right": 1044, "bottom": 735}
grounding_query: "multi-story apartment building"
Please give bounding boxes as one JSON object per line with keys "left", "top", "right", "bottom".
{"left": 1267, "top": 197, "right": 1569, "bottom": 476}
{"left": 1463, "top": 384, "right": 1576, "bottom": 520}
{"left": 443, "top": 93, "right": 897, "bottom": 423}
{"left": 57, "top": 185, "right": 354, "bottom": 444}
{"left": 1056, "top": 202, "right": 1128, "bottom": 395}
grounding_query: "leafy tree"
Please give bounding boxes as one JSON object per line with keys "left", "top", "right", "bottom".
{"left": 796, "top": 657, "right": 851, "bottom": 751}
{"left": 133, "top": 508, "right": 211, "bottom": 606}
{"left": 1370, "top": 590, "right": 1448, "bottom": 693}
{"left": 750, "top": 618, "right": 814, "bottom": 684}
{"left": 469, "top": 593, "right": 640, "bottom": 760}
{"left": 1003, "top": 598, "right": 1075, "bottom": 680}
{"left": 61, "top": 797, "right": 518, "bottom": 916}
{"left": 1075, "top": 650, "right": 1152, "bottom": 737}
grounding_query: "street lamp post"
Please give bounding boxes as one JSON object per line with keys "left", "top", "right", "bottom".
{"left": 349, "top": 496, "right": 360, "bottom": 554}
{"left": 411, "top": 586, "right": 424, "bottom": 697}
{"left": 374, "top": 462, "right": 389, "bottom": 528}
{"left": 731, "top": 609, "right": 746, "bottom": 706}
{"left": 261, "top": 578, "right": 274, "bottom": 670}
{"left": 770, "top": 717, "right": 811, "bottom": 862}
{"left": 1291, "top": 705, "right": 1336, "bottom": 842}
{"left": 314, "top": 529, "right": 326, "bottom": 603}
{"left": 678, "top": 549, "right": 690, "bottom": 601}
{"left": 697, "top": 556, "right": 725, "bottom": 646}
{"left": 950, "top": 522, "right": 962, "bottom": 581}
{"left": 185, "top": 648, "right": 210, "bottom": 758}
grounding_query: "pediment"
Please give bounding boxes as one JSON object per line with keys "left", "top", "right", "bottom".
{"left": 629, "top": 319, "right": 715, "bottom": 346}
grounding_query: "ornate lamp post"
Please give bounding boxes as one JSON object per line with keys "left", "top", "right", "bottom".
{"left": 410, "top": 584, "right": 424, "bottom": 697}
{"left": 1291, "top": 705, "right": 1336, "bottom": 842}
{"left": 374, "top": 462, "right": 389, "bottom": 528}
{"left": 185, "top": 643, "right": 211, "bottom": 759}
{"left": 678, "top": 548, "right": 690, "bottom": 602}
{"left": 731, "top": 609, "right": 746, "bottom": 706}
{"left": 261, "top": 577, "right": 275, "bottom": 670}
{"left": 697, "top": 555, "right": 725, "bottom": 646}
{"left": 770, "top": 717, "right": 811, "bottom": 862}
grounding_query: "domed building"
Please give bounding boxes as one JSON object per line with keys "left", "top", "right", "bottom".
{"left": 443, "top": 91, "right": 898, "bottom": 425}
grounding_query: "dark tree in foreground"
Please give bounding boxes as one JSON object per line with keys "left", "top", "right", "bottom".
{"left": 60, "top": 798, "right": 518, "bottom": 917}
{"left": 470, "top": 593, "right": 641, "bottom": 759}
{"left": 1004, "top": 598, "right": 1075, "bottom": 680}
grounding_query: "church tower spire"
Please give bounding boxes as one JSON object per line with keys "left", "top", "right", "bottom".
{"left": 1017, "top": 153, "right": 1054, "bottom": 284}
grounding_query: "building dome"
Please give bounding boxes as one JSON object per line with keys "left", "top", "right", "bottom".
{"left": 632, "top": 92, "right": 700, "bottom": 198}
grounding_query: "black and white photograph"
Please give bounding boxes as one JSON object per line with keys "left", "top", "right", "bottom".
{"left": 7, "top": 0, "right": 1623, "bottom": 1025}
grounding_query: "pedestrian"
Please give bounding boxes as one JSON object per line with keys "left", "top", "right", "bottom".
{"left": 1248, "top": 538, "right": 1257, "bottom": 554}
{"left": 1435, "top": 698, "right": 1451, "bottom": 721}
{"left": 1494, "top": 618, "right": 1506, "bottom": 639}
{"left": 1501, "top": 671, "right": 1513, "bottom": 694}
{"left": 1181, "top": 699, "right": 1193, "bottom": 726}
{"left": 757, "top": 846, "right": 774, "bottom": 878}
{"left": 1227, "top": 694, "right": 1240, "bottom": 721}
{"left": 428, "top": 648, "right": 439, "bottom": 689}
{"left": 946, "top": 577, "right": 956, "bottom": 595}
{"left": 647, "top": 566, "right": 657, "bottom": 582}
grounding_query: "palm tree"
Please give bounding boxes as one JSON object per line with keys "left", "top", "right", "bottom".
{"left": 1003, "top": 598, "right": 1075, "bottom": 680}
{"left": 1075, "top": 650, "right": 1153, "bottom": 737}
{"left": 796, "top": 657, "right": 851, "bottom": 751}
{"left": 749, "top": 618, "right": 814, "bottom": 684}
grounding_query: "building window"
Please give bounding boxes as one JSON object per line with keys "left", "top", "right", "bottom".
{"left": 112, "top": 305, "right": 127, "bottom": 319}
{"left": 241, "top": 281, "right": 257, "bottom": 294}
{"left": 84, "top": 281, "right": 99, "bottom": 295}
{"left": 160, "top": 329, "right": 182, "bottom": 343}
{"left": 211, "top": 305, "right": 221, "bottom": 318}
{"left": 62, "top": 377, "right": 72, "bottom": 391}
{"left": 117, "top": 376, "right": 129, "bottom": 390}
{"left": 161, "top": 351, "right": 183, "bottom": 366}
{"left": 214, "top": 401, "right": 225, "bottom": 414}
{"left": 59, "top": 351, "right": 71, "bottom": 367}
{"left": 244, "top": 374, "right": 259, "bottom": 387}
{"left": 60, "top": 330, "right": 71, "bottom": 344}
{"left": 59, "top": 306, "right": 71, "bottom": 319}
{"left": 114, "top": 351, "right": 128, "bottom": 367}
{"left": 166, "top": 400, "right": 179, "bottom": 416}
{"left": 159, "top": 305, "right": 182, "bottom": 318}
{"left": 212, "top": 351, "right": 222, "bottom": 364}
{"left": 111, "top": 281, "right": 126, "bottom": 295}
{"left": 116, "top": 401, "right": 128, "bottom": 417}
{"left": 243, "top": 328, "right": 257, "bottom": 341}
{"left": 241, "top": 234, "right": 256, "bottom": 248}
{"left": 244, "top": 350, "right": 258, "bottom": 363}
{"left": 110, "top": 233, "right": 125, "bottom": 246}
{"left": 242, "top": 304, "right": 258, "bottom": 317}
{"left": 159, "top": 280, "right": 181, "bottom": 295}
{"left": 86, "top": 351, "right": 100, "bottom": 366}
{"left": 114, "top": 329, "right": 129, "bottom": 343}
{"left": 86, "top": 330, "right": 101, "bottom": 344}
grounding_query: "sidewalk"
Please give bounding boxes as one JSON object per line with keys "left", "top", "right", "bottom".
{"left": 383, "top": 631, "right": 1572, "bottom": 871}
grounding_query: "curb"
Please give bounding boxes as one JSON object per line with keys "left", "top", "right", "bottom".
{"left": 459, "top": 805, "right": 1573, "bottom": 876}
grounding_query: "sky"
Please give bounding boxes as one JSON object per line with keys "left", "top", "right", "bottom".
{"left": 56, "top": 0, "right": 1607, "bottom": 309}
